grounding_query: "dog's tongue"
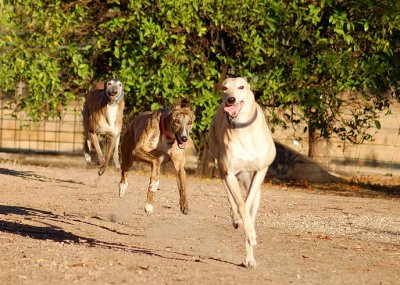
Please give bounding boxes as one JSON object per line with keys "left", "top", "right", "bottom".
{"left": 224, "top": 104, "right": 240, "bottom": 117}
{"left": 178, "top": 141, "right": 186, "bottom": 149}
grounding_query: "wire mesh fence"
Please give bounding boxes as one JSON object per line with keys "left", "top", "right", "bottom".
{"left": 271, "top": 100, "right": 400, "bottom": 177}
{"left": 0, "top": 93, "right": 399, "bottom": 177}
{"left": 0, "top": 97, "right": 84, "bottom": 155}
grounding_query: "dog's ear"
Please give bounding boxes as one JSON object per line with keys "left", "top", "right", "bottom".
{"left": 172, "top": 99, "right": 182, "bottom": 110}
{"left": 214, "top": 83, "right": 223, "bottom": 93}
{"left": 172, "top": 99, "right": 192, "bottom": 110}
{"left": 181, "top": 99, "right": 192, "bottom": 110}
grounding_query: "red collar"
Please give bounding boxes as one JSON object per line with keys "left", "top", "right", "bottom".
{"left": 160, "top": 111, "right": 175, "bottom": 141}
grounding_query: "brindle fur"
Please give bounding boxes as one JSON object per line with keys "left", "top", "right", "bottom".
{"left": 118, "top": 101, "right": 195, "bottom": 215}
{"left": 83, "top": 79, "right": 125, "bottom": 175}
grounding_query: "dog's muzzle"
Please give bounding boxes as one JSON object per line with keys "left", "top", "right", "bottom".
{"left": 107, "top": 90, "right": 120, "bottom": 101}
{"left": 224, "top": 97, "right": 244, "bottom": 119}
{"left": 176, "top": 135, "right": 188, "bottom": 149}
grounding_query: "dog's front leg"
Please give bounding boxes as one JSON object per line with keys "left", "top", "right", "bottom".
{"left": 243, "top": 167, "right": 268, "bottom": 269}
{"left": 171, "top": 154, "right": 189, "bottom": 215}
{"left": 223, "top": 173, "right": 257, "bottom": 266}
{"left": 89, "top": 132, "right": 104, "bottom": 166}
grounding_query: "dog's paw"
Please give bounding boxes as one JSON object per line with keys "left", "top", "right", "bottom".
{"left": 114, "top": 162, "right": 121, "bottom": 171}
{"left": 145, "top": 203, "right": 154, "bottom": 215}
{"left": 96, "top": 156, "right": 105, "bottom": 165}
{"left": 119, "top": 181, "right": 128, "bottom": 197}
{"left": 243, "top": 256, "right": 257, "bottom": 269}
{"left": 84, "top": 153, "right": 92, "bottom": 163}
{"left": 232, "top": 218, "right": 243, "bottom": 229}
{"left": 180, "top": 205, "right": 189, "bottom": 215}
{"left": 98, "top": 165, "right": 106, "bottom": 176}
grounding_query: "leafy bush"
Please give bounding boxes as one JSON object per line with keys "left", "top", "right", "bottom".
{"left": 1, "top": 0, "right": 399, "bottom": 153}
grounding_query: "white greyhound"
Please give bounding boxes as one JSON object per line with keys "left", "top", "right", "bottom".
{"left": 208, "top": 77, "right": 276, "bottom": 268}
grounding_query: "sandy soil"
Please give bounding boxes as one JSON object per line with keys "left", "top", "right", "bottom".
{"left": 0, "top": 163, "right": 399, "bottom": 285}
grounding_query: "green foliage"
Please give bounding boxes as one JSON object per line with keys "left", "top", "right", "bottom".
{"left": 1, "top": 0, "right": 400, "bottom": 149}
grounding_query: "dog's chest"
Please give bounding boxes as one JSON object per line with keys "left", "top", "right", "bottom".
{"left": 105, "top": 104, "right": 119, "bottom": 128}
{"left": 223, "top": 132, "right": 271, "bottom": 171}
{"left": 95, "top": 104, "right": 120, "bottom": 135}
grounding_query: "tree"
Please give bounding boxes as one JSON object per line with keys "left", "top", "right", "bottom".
{"left": 1, "top": 0, "right": 399, "bottom": 161}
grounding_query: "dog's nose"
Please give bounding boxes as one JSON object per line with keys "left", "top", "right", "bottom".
{"left": 180, "top": 136, "right": 188, "bottom": 142}
{"left": 227, "top": 97, "right": 236, "bottom": 104}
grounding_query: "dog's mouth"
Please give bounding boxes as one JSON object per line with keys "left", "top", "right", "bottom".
{"left": 175, "top": 135, "right": 187, "bottom": 149}
{"left": 107, "top": 90, "right": 121, "bottom": 101}
{"left": 223, "top": 100, "right": 244, "bottom": 119}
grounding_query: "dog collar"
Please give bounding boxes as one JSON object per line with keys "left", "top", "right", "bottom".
{"left": 104, "top": 90, "right": 125, "bottom": 105}
{"left": 228, "top": 108, "right": 258, "bottom": 129}
{"left": 160, "top": 110, "right": 176, "bottom": 142}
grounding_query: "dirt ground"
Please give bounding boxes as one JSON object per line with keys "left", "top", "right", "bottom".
{"left": 0, "top": 162, "right": 399, "bottom": 285}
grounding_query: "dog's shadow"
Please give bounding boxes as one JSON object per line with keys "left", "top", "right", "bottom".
{"left": 0, "top": 167, "right": 85, "bottom": 185}
{"left": 0, "top": 205, "right": 241, "bottom": 267}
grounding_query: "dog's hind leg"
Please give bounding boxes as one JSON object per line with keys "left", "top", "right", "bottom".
{"left": 118, "top": 152, "right": 133, "bottom": 197}
{"left": 112, "top": 134, "right": 121, "bottom": 170}
{"left": 82, "top": 105, "right": 92, "bottom": 163}
{"left": 230, "top": 171, "right": 255, "bottom": 229}
{"left": 222, "top": 174, "right": 255, "bottom": 241}
{"left": 227, "top": 189, "right": 241, "bottom": 229}
{"left": 130, "top": 148, "right": 161, "bottom": 215}
{"left": 245, "top": 167, "right": 268, "bottom": 218}
{"left": 99, "top": 135, "right": 118, "bottom": 176}
{"left": 144, "top": 157, "right": 161, "bottom": 215}
{"left": 119, "top": 169, "right": 129, "bottom": 197}
{"left": 89, "top": 132, "right": 105, "bottom": 167}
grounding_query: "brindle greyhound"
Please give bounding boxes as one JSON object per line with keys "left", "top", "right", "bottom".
{"left": 83, "top": 79, "right": 125, "bottom": 176}
{"left": 118, "top": 101, "right": 195, "bottom": 215}
{"left": 208, "top": 77, "right": 276, "bottom": 268}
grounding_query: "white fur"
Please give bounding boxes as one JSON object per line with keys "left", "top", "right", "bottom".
{"left": 107, "top": 104, "right": 119, "bottom": 130}
{"left": 209, "top": 77, "right": 276, "bottom": 269}
{"left": 119, "top": 181, "right": 128, "bottom": 197}
{"left": 149, "top": 179, "right": 159, "bottom": 193}
{"left": 145, "top": 203, "right": 154, "bottom": 215}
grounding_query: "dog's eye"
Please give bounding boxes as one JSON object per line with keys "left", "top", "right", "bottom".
{"left": 238, "top": 85, "right": 244, "bottom": 89}
{"left": 174, "top": 118, "right": 179, "bottom": 124}
{"left": 188, "top": 120, "right": 192, "bottom": 125}
{"left": 222, "top": 86, "right": 228, "bottom": 91}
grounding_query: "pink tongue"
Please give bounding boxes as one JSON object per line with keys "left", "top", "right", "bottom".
{"left": 224, "top": 104, "right": 240, "bottom": 117}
